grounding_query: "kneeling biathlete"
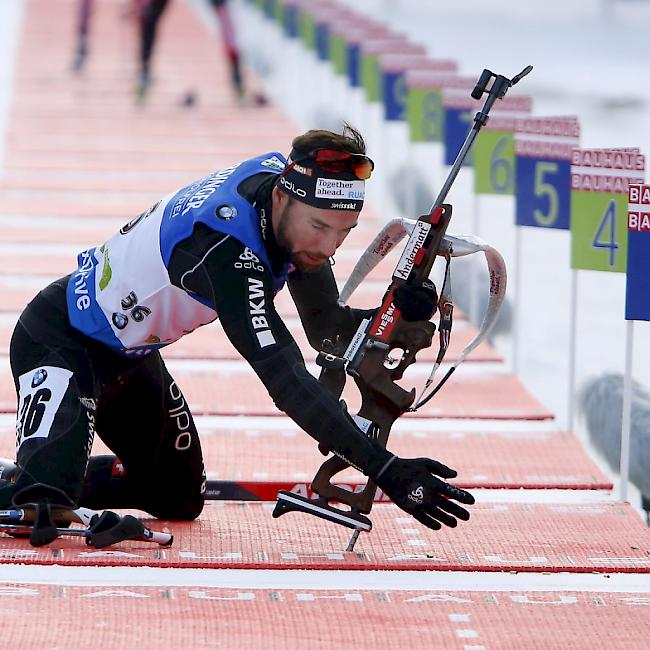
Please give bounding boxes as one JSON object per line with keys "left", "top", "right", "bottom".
{"left": 3, "top": 124, "right": 474, "bottom": 544}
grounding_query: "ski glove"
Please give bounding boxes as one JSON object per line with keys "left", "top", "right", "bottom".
{"left": 393, "top": 279, "right": 438, "bottom": 322}
{"left": 372, "top": 454, "right": 474, "bottom": 530}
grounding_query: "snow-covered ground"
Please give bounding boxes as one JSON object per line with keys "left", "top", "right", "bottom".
{"left": 233, "top": 0, "right": 650, "bottom": 507}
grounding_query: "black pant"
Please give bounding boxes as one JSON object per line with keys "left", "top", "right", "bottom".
{"left": 3, "top": 277, "right": 205, "bottom": 520}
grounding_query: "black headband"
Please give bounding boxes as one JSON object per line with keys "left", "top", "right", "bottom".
{"left": 277, "top": 154, "right": 366, "bottom": 212}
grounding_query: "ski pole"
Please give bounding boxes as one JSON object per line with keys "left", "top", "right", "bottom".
{"left": 0, "top": 508, "right": 173, "bottom": 548}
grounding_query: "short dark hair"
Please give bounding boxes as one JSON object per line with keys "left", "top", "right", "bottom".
{"left": 289, "top": 122, "right": 366, "bottom": 157}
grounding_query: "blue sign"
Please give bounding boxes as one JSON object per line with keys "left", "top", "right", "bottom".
{"left": 625, "top": 184, "right": 650, "bottom": 320}
{"left": 284, "top": 5, "right": 299, "bottom": 38}
{"left": 315, "top": 23, "right": 330, "bottom": 61}
{"left": 444, "top": 107, "right": 473, "bottom": 166}
{"left": 515, "top": 157, "right": 571, "bottom": 229}
{"left": 263, "top": 0, "right": 276, "bottom": 19}
{"left": 383, "top": 71, "right": 407, "bottom": 121}
{"left": 625, "top": 231, "right": 650, "bottom": 320}
{"left": 347, "top": 44, "right": 361, "bottom": 87}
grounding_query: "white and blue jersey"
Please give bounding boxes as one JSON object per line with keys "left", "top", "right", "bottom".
{"left": 66, "top": 153, "right": 289, "bottom": 356}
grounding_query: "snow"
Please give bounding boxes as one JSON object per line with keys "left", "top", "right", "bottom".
{"left": 0, "top": 0, "right": 648, "bottom": 595}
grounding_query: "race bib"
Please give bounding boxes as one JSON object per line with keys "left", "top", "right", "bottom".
{"left": 16, "top": 366, "right": 73, "bottom": 451}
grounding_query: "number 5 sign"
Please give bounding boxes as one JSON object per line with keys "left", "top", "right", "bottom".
{"left": 570, "top": 149, "right": 645, "bottom": 272}
{"left": 515, "top": 117, "right": 580, "bottom": 229}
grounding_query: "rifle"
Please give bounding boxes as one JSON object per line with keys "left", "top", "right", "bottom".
{"left": 272, "top": 66, "right": 532, "bottom": 550}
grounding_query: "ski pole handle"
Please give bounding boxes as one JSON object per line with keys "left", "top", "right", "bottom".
{"left": 141, "top": 526, "right": 174, "bottom": 546}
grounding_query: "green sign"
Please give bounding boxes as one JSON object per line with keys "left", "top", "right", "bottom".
{"left": 299, "top": 12, "right": 316, "bottom": 50}
{"left": 361, "top": 54, "right": 381, "bottom": 103}
{"left": 474, "top": 131, "right": 515, "bottom": 195}
{"left": 407, "top": 87, "right": 443, "bottom": 143}
{"left": 330, "top": 34, "right": 346, "bottom": 76}
{"left": 570, "top": 191, "right": 628, "bottom": 272}
{"left": 274, "top": 0, "right": 283, "bottom": 24}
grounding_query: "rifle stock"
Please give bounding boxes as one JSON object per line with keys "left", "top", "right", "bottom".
{"left": 311, "top": 204, "right": 452, "bottom": 512}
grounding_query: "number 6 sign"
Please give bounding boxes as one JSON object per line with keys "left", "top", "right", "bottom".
{"left": 473, "top": 96, "right": 532, "bottom": 195}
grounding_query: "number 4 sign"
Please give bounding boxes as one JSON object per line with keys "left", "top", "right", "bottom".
{"left": 570, "top": 149, "right": 645, "bottom": 272}
{"left": 626, "top": 183, "right": 650, "bottom": 320}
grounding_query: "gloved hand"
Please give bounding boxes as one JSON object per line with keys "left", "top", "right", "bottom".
{"left": 393, "top": 279, "right": 438, "bottom": 322}
{"left": 372, "top": 454, "right": 474, "bottom": 530}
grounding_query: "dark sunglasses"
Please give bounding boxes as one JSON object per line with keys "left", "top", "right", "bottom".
{"left": 288, "top": 149, "right": 375, "bottom": 180}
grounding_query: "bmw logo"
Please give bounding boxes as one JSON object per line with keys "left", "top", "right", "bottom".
{"left": 112, "top": 312, "right": 129, "bottom": 330}
{"left": 216, "top": 204, "right": 237, "bottom": 221}
{"left": 31, "top": 368, "right": 48, "bottom": 388}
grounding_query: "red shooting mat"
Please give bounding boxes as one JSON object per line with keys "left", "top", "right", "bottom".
{"left": 161, "top": 320, "right": 496, "bottom": 363}
{"left": 0, "top": 276, "right": 385, "bottom": 314}
{"left": 8, "top": 1, "right": 275, "bottom": 112}
{"left": 0, "top": 277, "right": 468, "bottom": 321}
{"left": 0, "top": 425, "right": 610, "bottom": 491}
{"left": 0, "top": 218, "right": 124, "bottom": 244}
{"left": 0, "top": 247, "right": 405, "bottom": 284}
{"left": 0, "top": 363, "right": 551, "bottom": 419}
{"left": 0, "top": 314, "right": 498, "bottom": 364}
{"left": 4, "top": 149, "right": 251, "bottom": 172}
{"left": 0, "top": 195, "right": 165, "bottom": 220}
{"left": 0, "top": 584, "right": 648, "bottom": 650}
{"left": 0, "top": 214, "right": 386, "bottom": 247}
{"left": 161, "top": 366, "right": 552, "bottom": 420}
{"left": 193, "top": 426, "right": 612, "bottom": 490}
{"left": 0, "top": 501, "right": 648, "bottom": 573}
{"left": 0, "top": 0, "right": 291, "bottom": 218}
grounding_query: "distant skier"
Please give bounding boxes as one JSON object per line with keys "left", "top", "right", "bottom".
{"left": 71, "top": 0, "right": 93, "bottom": 72}
{"left": 137, "top": 0, "right": 259, "bottom": 103}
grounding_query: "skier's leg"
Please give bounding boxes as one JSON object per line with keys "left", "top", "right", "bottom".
{"left": 210, "top": 0, "right": 244, "bottom": 100}
{"left": 85, "top": 351, "right": 206, "bottom": 520}
{"left": 137, "top": 0, "right": 170, "bottom": 97}
{"left": 1, "top": 312, "right": 97, "bottom": 510}
{"left": 72, "top": 0, "right": 93, "bottom": 72}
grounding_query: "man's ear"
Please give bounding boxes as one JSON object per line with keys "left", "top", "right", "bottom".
{"left": 272, "top": 184, "right": 289, "bottom": 213}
